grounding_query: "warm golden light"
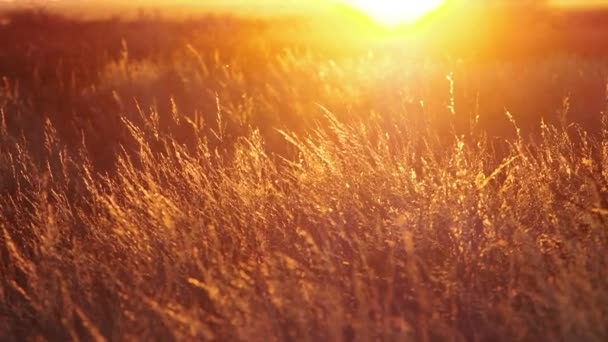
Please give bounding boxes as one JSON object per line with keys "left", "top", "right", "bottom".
{"left": 341, "top": 0, "right": 445, "bottom": 26}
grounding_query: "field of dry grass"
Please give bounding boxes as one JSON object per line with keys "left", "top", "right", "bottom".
{"left": 1, "top": 10, "right": 608, "bottom": 341}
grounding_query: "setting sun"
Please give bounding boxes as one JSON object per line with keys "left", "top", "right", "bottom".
{"left": 341, "top": 0, "right": 445, "bottom": 26}
{"left": 5, "top": 1, "right": 608, "bottom": 341}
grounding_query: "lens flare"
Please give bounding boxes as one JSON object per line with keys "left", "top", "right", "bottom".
{"left": 342, "top": 0, "right": 445, "bottom": 26}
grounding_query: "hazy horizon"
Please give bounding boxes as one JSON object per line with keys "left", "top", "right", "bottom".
{"left": 2, "top": 0, "right": 608, "bottom": 18}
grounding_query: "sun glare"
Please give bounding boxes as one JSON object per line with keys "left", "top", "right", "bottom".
{"left": 342, "top": 0, "right": 445, "bottom": 27}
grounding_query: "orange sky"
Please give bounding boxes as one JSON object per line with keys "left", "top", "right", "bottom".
{"left": 5, "top": 0, "right": 608, "bottom": 8}
{"left": 556, "top": 0, "right": 608, "bottom": 5}
{"left": 3, "top": 1, "right": 608, "bottom": 16}
{"left": 100, "top": 0, "right": 608, "bottom": 9}
{"left": 96, "top": 0, "right": 608, "bottom": 8}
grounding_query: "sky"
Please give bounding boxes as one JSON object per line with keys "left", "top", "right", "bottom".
{"left": 3, "top": 0, "right": 608, "bottom": 7}
{"left": 2, "top": 0, "right": 608, "bottom": 16}
{"left": 557, "top": 0, "right": 608, "bottom": 5}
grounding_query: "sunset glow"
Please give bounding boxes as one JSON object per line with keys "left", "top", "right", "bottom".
{"left": 341, "top": 0, "right": 445, "bottom": 26}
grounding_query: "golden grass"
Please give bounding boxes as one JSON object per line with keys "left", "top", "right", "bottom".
{"left": 1, "top": 13, "right": 608, "bottom": 341}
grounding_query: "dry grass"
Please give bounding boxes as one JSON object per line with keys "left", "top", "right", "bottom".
{"left": 1, "top": 12, "right": 608, "bottom": 341}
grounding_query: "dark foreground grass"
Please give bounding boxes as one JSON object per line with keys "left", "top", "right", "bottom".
{"left": 1, "top": 12, "right": 608, "bottom": 341}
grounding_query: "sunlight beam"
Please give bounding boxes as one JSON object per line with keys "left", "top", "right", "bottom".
{"left": 339, "top": 0, "right": 445, "bottom": 27}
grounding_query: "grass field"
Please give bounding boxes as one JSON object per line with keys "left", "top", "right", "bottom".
{"left": 1, "top": 8, "right": 608, "bottom": 341}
